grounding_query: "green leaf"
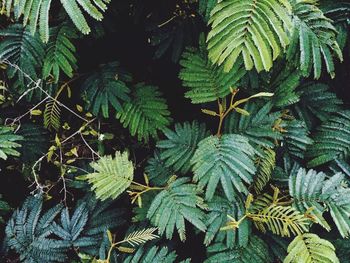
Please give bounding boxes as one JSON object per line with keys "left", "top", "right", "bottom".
{"left": 81, "top": 61, "right": 131, "bottom": 118}
{"left": 179, "top": 36, "right": 246, "bottom": 103}
{"left": 289, "top": 168, "right": 350, "bottom": 237}
{"left": 147, "top": 177, "right": 207, "bottom": 241}
{"left": 116, "top": 83, "right": 172, "bottom": 142}
{"left": 307, "top": 111, "right": 350, "bottom": 167}
{"left": 287, "top": 0, "right": 343, "bottom": 79}
{"left": 224, "top": 101, "right": 282, "bottom": 150}
{"left": 191, "top": 134, "right": 256, "bottom": 201}
{"left": 205, "top": 235, "right": 271, "bottom": 263}
{"left": 207, "top": 0, "right": 292, "bottom": 72}
{"left": 43, "top": 23, "right": 77, "bottom": 82}
{"left": 157, "top": 121, "right": 209, "bottom": 174}
{"left": 3, "top": 0, "right": 111, "bottom": 42}
{"left": 80, "top": 151, "right": 134, "bottom": 201}
{"left": 284, "top": 233, "right": 339, "bottom": 263}
{"left": 0, "top": 125, "right": 23, "bottom": 160}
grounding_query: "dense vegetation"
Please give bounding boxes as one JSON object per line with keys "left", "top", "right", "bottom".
{"left": 0, "top": 0, "right": 350, "bottom": 262}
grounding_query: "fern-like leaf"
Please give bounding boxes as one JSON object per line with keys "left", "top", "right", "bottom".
{"left": 5, "top": 196, "right": 69, "bottom": 263}
{"left": 307, "top": 111, "right": 350, "bottom": 167}
{"left": 145, "top": 151, "right": 174, "bottom": 186}
{"left": 205, "top": 195, "right": 250, "bottom": 248}
{"left": 289, "top": 168, "right": 350, "bottom": 237}
{"left": 0, "top": 24, "right": 44, "bottom": 90}
{"left": 43, "top": 23, "right": 77, "bottom": 82}
{"left": 3, "top": 0, "right": 111, "bottom": 42}
{"left": 79, "top": 151, "right": 134, "bottom": 201}
{"left": 292, "top": 82, "right": 343, "bottom": 129}
{"left": 287, "top": 0, "right": 343, "bottom": 79}
{"left": 252, "top": 148, "right": 276, "bottom": 194}
{"left": 179, "top": 37, "right": 246, "bottom": 103}
{"left": 224, "top": 101, "right": 282, "bottom": 150}
{"left": 16, "top": 123, "right": 49, "bottom": 163}
{"left": 44, "top": 99, "right": 61, "bottom": 131}
{"left": 81, "top": 61, "right": 131, "bottom": 118}
{"left": 157, "top": 121, "right": 208, "bottom": 174}
{"left": 123, "top": 245, "right": 178, "bottom": 263}
{"left": 122, "top": 228, "right": 159, "bottom": 247}
{"left": 191, "top": 134, "right": 256, "bottom": 201}
{"left": 0, "top": 125, "right": 23, "bottom": 160}
{"left": 147, "top": 177, "right": 207, "bottom": 241}
{"left": 284, "top": 233, "right": 339, "bottom": 263}
{"left": 207, "top": 0, "right": 292, "bottom": 72}
{"left": 282, "top": 119, "right": 313, "bottom": 159}
{"left": 250, "top": 204, "right": 309, "bottom": 237}
{"left": 117, "top": 83, "right": 172, "bottom": 142}
{"left": 205, "top": 235, "right": 270, "bottom": 263}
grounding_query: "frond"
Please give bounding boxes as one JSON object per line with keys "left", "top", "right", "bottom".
{"left": 52, "top": 194, "right": 124, "bottom": 255}
{"left": 224, "top": 101, "right": 282, "bottom": 150}
{"left": 81, "top": 61, "right": 131, "bottom": 118}
{"left": 292, "top": 82, "right": 343, "bottom": 129}
{"left": 145, "top": 151, "right": 174, "bottom": 186}
{"left": 284, "top": 233, "right": 339, "bottom": 263}
{"left": 3, "top": 0, "right": 111, "bottom": 42}
{"left": 287, "top": 0, "right": 343, "bottom": 79}
{"left": 17, "top": 123, "right": 49, "bottom": 163}
{"left": 199, "top": 0, "right": 217, "bottom": 22}
{"left": 191, "top": 134, "right": 256, "bottom": 201}
{"left": 148, "top": 11, "right": 199, "bottom": 62}
{"left": 43, "top": 23, "right": 77, "bottom": 82}
{"left": 0, "top": 125, "right": 23, "bottom": 160}
{"left": 44, "top": 99, "right": 61, "bottom": 131}
{"left": 205, "top": 195, "right": 250, "bottom": 248}
{"left": 117, "top": 83, "right": 172, "bottom": 142}
{"left": 289, "top": 168, "right": 350, "bottom": 237}
{"left": 122, "top": 228, "right": 158, "bottom": 247}
{"left": 79, "top": 151, "right": 134, "bottom": 201}
{"left": 157, "top": 121, "right": 208, "bottom": 174}
{"left": 0, "top": 24, "right": 44, "bottom": 91}
{"left": 147, "top": 177, "right": 207, "bottom": 241}
{"left": 5, "top": 195, "right": 69, "bottom": 263}
{"left": 179, "top": 37, "right": 246, "bottom": 104}
{"left": 123, "top": 246, "right": 178, "bottom": 263}
{"left": 252, "top": 148, "right": 276, "bottom": 194}
{"left": 250, "top": 204, "right": 309, "bottom": 237}
{"left": 306, "top": 111, "right": 350, "bottom": 167}
{"left": 207, "top": 0, "right": 292, "bottom": 72}
{"left": 282, "top": 120, "right": 313, "bottom": 159}
{"left": 259, "top": 61, "right": 302, "bottom": 108}
{"left": 205, "top": 235, "right": 270, "bottom": 263}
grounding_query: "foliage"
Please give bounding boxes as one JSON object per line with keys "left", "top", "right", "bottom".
{"left": 179, "top": 37, "right": 246, "bottom": 103}
{"left": 147, "top": 177, "right": 207, "bottom": 241}
{"left": 81, "top": 62, "right": 132, "bottom": 118}
{"left": 116, "top": 83, "right": 172, "bottom": 141}
{"left": 284, "top": 233, "right": 339, "bottom": 263}
{"left": 0, "top": 125, "right": 23, "bottom": 160}
{"left": 4, "top": 195, "right": 69, "bottom": 263}
{"left": 156, "top": 121, "right": 208, "bottom": 174}
{"left": 1, "top": 0, "right": 350, "bottom": 262}
{"left": 191, "top": 134, "right": 256, "bottom": 201}
{"left": 287, "top": 0, "right": 343, "bottom": 79}
{"left": 306, "top": 111, "right": 350, "bottom": 167}
{"left": 207, "top": 0, "right": 292, "bottom": 72}
{"left": 43, "top": 23, "right": 78, "bottom": 83}
{"left": 289, "top": 168, "right": 350, "bottom": 238}
{"left": 224, "top": 101, "right": 282, "bottom": 150}
{"left": 205, "top": 235, "right": 271, "bottom": 263}
{"left": 0, "top": 24, "right": 44, "bottom": 91}
{"left": 79, "top": 151, "right": 134, "bottom": 201}
{"left": 2, "top": 0, "right": 111, "bottom": 42}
